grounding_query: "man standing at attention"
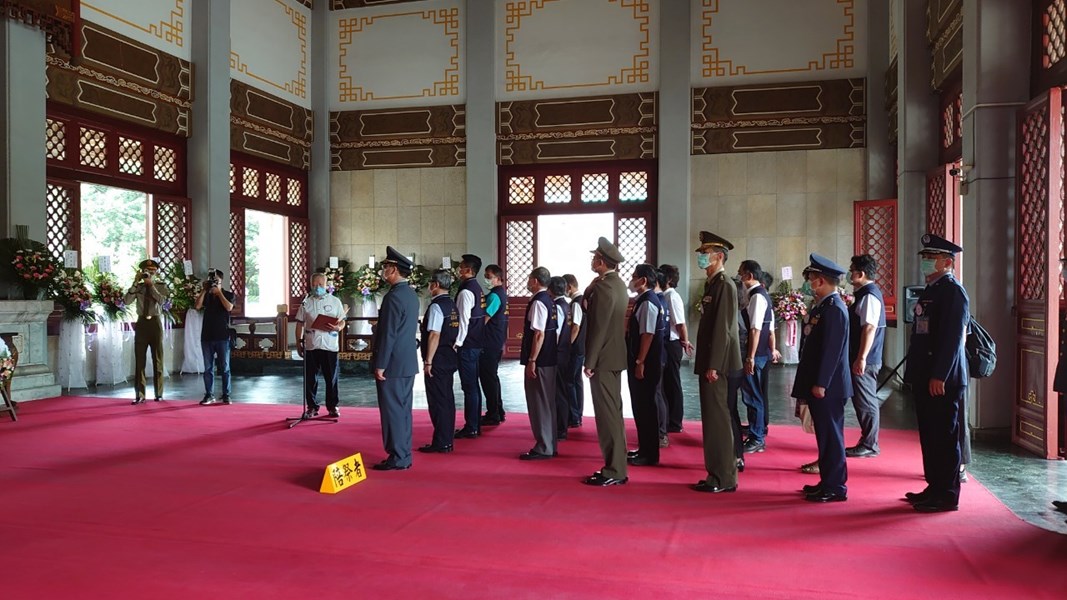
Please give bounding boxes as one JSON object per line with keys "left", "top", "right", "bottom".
{"left": 581, "top": 237, "right": 630, "bottom": 486}
{"left": 454, "top": 254, "right": 486, "bottom": 440}
{"left": 419, "top": 269, "right": 460, "bottom": 454}
{"left": 125, "top": 259, "right": 170, "bottom": 404}
{"left": 794, "top": 254, "right": 852, "bottom": 503}
{"left": 295, "top": 272, "right": 345, "bottom": 418}
{"left": 563, "top": 274, "right": 586, "bottom": 429}
{"left": 904, "top": 234, "right": 970, "bottom": 512}
{"left": 691, "top": 232, "right": 743, "bottom": 493}
{"left": 372, "top": 247, "right": 420, "bottom": 471}
{"left": 519, "top": 267, "right": 559, "bottom": 460}
{"left": 479, "top": 264, "right": 509, "bottom": 426}
{"left": 846, "top": 254, "right": 887, "bottom": 459}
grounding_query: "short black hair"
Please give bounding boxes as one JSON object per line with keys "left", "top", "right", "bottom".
{"left": 484, "top": 264, "right": 504, "bottom": 281}
{"left": 563, "top": 273, "right": 578, "bottom": 289}
{"left": 530, "top": 266, "right": 551, "bottom": 287}
{"left": 548, "top": 276, "right": 567, "bottom": 297}
{"left": 850, "top": 254, "right": 878, "bottom": 280}
{"left": 461, "top": 255, "right": 482, "bottom": 275}
{"left": 760, "top": 272, "right": 774, "bottom": 289}
{"left": 739, "top": 260, "right": 764, "bottom": 283}
{"left": 658, "top": 264, "right": 679, "bottom": 288}
{"left": 431, "top": 269, "right": 452, "bottom": 290}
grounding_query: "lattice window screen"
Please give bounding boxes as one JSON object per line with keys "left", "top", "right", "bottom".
{"left": 152, "top": 197, "right": 190, "bottom": 273}
{"left": 287, "top": 179, "right": 302, "bottom": 206}
{"left": 45, "top": 182, "right": 78, "bottom": 261}
{"left": 243, "top": 167, "right": 259, "bottom": 197}
{"left": 616, "top": 215, "right": 649, "bottom": 283}
{"left": 505, "top": 219, "right": 535, "bottom": 297}
{"left": 581, "top": 173, "right": 609, "bottom": 203}
{"left": 229, "top": 163, "right": 237, "bottom": 194}
{"left": 289, "top": 218, "right": 310, "bottom": 300}
{"left": 1045, "top": 0, "right": 1067, "bottom": 69}
{"left": 1019, "top": 104, "right": 1052, "bottom": 301}
{"left": 230, "top": 209, "right": 246, "bottom": 314}
{"left": 926, "top": 170, "right": 948, "bottom": 237}
{"left": 118, "top": 137, "right": 144, "bottom": 175}
{"left": 508, "top": 176, "right": 535, "bottom": 205}
{"left": 153, "top": 146, "right": 177, "bottom": 182}
{"left": 79, "top": 127, "right": 107, "bottom": 169}
{"left": 266, "top": 173, "right": 282, "bottom": 202}
{"left": 854, "top": 199, "right": 898, "bottom": 321}
{"left": 544, "top": 175, "right": 571, "bottom": 204}
{"left": 46, "top": 118, "right": 66, "bottom": 161}
{"left": 619, "top": 171, "right": 648, "bottom": 202}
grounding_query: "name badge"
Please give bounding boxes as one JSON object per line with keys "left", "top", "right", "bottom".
{"left": 915, "top": 315, "right": 929, "bottom": 335}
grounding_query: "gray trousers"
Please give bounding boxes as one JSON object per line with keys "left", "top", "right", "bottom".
{"left": 376, "top": 376, "right": 414, "bottom": 468}
{"left": 524, "top": 365, "right": 557, "bottom": 456}
{"left": 591, "top": 369, "right": 627, "bottom": 479}
{"left": 850, "top": 363, "right": 883, "bottom": 452}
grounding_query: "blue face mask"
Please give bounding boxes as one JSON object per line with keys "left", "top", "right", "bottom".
{"left": 313, "top": 286, "right": 327, "bottom": 296}
{"left": 920, "top": 258, "right": 938, "bottom": 278}
{"left": 696, "top": 253, "right": 711, "bottom": 270}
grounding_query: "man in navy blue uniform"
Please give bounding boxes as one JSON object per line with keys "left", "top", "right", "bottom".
{"left": 549, "top": 276, "right": 573, "bottom": 441}
{"left": 737, "top": 260, "right": 773, "bottom": 454}
{"left": 372, "top": 247, "right": 420, "bottom": 471}
{"left": 419, "top": 269, "right": 460, "bottom": 454}
{"left": 625, "top": 264, "right": 667, "bottom": 466}
{"left": 479, "top": 264, "right": 509, "bottom": 426}
{"left": 454, "top": 254, "right": 486, "bottom": 439}
{"left": 519, "top": 267, "right": 559, "bottom": 460}
{"left": 792, "top": 254, "right": 853, "bottom": 503}
{"left": 903, "top": 234, "right": 970, "bottom": 512}
{"left": 846, "top": 254, "right": 887, "bottom": 458}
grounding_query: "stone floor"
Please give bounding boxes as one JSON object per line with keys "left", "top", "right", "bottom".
{"left": 88, "top": 359, "right": 1067, "bottom": 534}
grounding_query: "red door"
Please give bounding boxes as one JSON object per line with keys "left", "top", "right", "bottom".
{"left": 1014, "top": 88, "right": 1064, "bottom": 459}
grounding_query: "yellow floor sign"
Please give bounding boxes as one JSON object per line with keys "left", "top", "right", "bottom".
{"left": 320, "top": 452, "right": 367, "bottom": 494}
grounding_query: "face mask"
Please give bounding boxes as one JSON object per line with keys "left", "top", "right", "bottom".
{"left": 920, "top": 258, "right": 938, "bottom": 277}
{"left": 697, "top": 253, "right": 711, "bottom": 270}
{"left": 313, "top": 286, "right": 327, "bottom": 296}
{"left": 628, "top": 280, "right": 639, "bottom": 293}
{"left": 484, "top": 279, "right": 492, "bottom": 287}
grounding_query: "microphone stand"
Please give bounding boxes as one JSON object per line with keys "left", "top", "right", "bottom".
{"left": 287, "top": 294, "right": 338, "bottom": 428}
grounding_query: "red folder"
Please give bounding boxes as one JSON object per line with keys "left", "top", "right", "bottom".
{"left": 309, "top": 313, "right": 340, "bottom": 331}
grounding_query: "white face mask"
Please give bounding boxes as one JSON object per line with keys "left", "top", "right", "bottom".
{"left": 627, "top": 280, "right": 639, "bottom": 293}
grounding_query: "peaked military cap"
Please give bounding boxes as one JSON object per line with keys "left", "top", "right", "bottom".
{"left": 138, "top": 259, "right": 160, "bottom": 270}
{"left": 918, "top": 233, "right": 963, "bottom": 256}
{"left": 695, "top": 231, "right": 734, "bottom": 253}
{"left": 460, "top": 253, "right": 482, "bottom": 272}
{"left": 590, "top": 236, "right": 626, "bottom": 264}
{"left": 802, "top": 253, "right": 846, "bottom": 278}
{"left": 381, "top": 246, "right": 414, "bottom": 275}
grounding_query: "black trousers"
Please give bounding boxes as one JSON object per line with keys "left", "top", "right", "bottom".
{"left": 808, "top": 394, "right": 848, "bottom": 496}
{"left": 424, "top": 366, "right": 457, "bottom": 448}
{"left": 663, "top": 340, "right": 685, "bottom": 430}
{"left": 628, "top": 365, "right": 662, "bottom": 461}
{"left": 915, "top": 385, "right": 964, "bottom": 505}
{"left": 304, "top": 349, "right": 339, "bottom": 410}
{"left": 478, "top": 347, "right": 504, "bottom": 421}
{"left": 726, "top": 370, "right": 744, "bottom": 459}
{"left": 567, "top": 352, "right": 585, "bottom": 425}
{"left": 554, "top": 351, "right": 573, "bottom": 436}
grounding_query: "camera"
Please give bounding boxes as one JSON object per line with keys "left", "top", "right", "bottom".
{"left": 948, "top": 167, "right": 961, "bottom": 177}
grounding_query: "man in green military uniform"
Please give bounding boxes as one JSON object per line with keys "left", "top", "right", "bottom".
{"left": 125, "top": 259, "right": 170, "bottom": 404}
{"left": 692, "top": 232, "right": 743, "bottom": 493}
{"left": 581, "top": 237, "right": 630, "bottom": 486}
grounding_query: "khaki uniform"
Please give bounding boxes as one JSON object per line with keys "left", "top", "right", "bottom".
{"left": 583, "top": 270, "right": 629, "bottom": 479}
{"left": 125, "top": 279, "right": 170, "bottom": 400}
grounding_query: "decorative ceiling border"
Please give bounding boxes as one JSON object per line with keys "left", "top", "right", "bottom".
{"left": 336, "top": 7, "right": 461, "bottom": 103}
{"left": 81, "top": 0, "right": 185, "bottom": 50}
{"left": 504, "top": 0, "right": 651, "bottom": 92}
{"left": 330, "top": 103, "right": 465, "bottom": 170}
{"left": 0, "top": 0, "right": 76, "bottom": 53}
{"left": 230, "top": 0, "right": 308, "bottom": 102}
{"left": 331, "top": 0, "right": 424, "bottom": 7}
{"left": 700, "top": 0, "right": 855, "bottom": 78}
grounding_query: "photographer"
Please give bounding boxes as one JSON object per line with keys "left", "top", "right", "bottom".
{"left": 124, "top": 259, "right": 171, "bottom": 404}
{"left": 196, "top": 269, "right": 236, "bottom": 405}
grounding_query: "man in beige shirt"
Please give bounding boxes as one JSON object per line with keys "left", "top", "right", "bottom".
{"left": 124, "top": 259, "right": 170, "bottom": 404}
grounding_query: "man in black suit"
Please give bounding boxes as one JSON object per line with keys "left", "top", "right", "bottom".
{"left": 792, "top": 254, "right": 853, "bottom": 503}
{"left": 372, "top": 247, "right": 420, "bottom": 471}
{"left": 903, "top": 234, "right": 970, "bottom": 512}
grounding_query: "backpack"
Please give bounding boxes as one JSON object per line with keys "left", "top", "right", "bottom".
{"left": 965, "top": 316, "right": 996, "bottom": 378}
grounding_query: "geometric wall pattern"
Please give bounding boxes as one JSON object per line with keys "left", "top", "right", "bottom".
{"left": 230, "top": 0, "right": 311, "bottom": 109}
{"left": 80, "top": 0, "right": 187, "bottom": 59}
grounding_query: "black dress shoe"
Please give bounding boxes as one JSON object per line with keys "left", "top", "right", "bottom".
{"left": 913, "top": 501, "right": 958, "bottom": 513}
{"left": 845, "top": 446, "right": 879, "bottom": 458}
{"left": 627, "top": 455, "right": 658, "bottom": 466}
{"left": 480, "top": 415, "right": 501, "bottom": 426}
{"left": 454, "top": 428, "right": 480, "bottom": 439}
{"left": 519, "top": 450, "right": 553, "bottom": 460}
{"left": 691, "top": 480, "right": 737, "bottom": 493}
{"left": 305, "top": 405, "right": 320, "bottom": 418}
{"left": 568, "top": 421, "right": 582, "bottom": 428}
{"left": 736, "top": 458, "right": 745, "bottom": 472}
{"left": 372, "top": 461, "right": 411, "bottom": 471}
{"left": 327, "top": 407, "right": 340, "bottom": 418}
{"left": 742, "top": 438, "right": 766, "bottom": 454}
{"left": 154, "top": 397, "right": 163, "bottom": 402}
{"left": 418, "top": 444, "right": 453, "bottom": 453}
{"left": 802, "top": 484, "right": 823, "bottom": 494}
{"left": 132, "top": 397, "right": 146, "bottom": 405}
{"left": 1052, "top": 500, "right": 1067, "bottom": 512}
{"left": 583, "top": 473, "right": 628, "bottom": 486}
{"left": 904, "top": 490, "right": 931, "bottom": 504}
{"left": 556, "top": 432, "right": 568, "bottom": 441}
{"left": 805, "top": 490, "right": 847, "bottom": 503}
{"left": 667, "top": 426, "right": 684, "bottom": 433}
{"left": 626, "top": 449, "right": 640, "bottom": 458}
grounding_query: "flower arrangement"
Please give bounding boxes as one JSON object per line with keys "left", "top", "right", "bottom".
{"left": 166, "top": 263, "right": 202, "bottom": 315}
{"left": 407, "top": 264, "right": 432, "bottom": 295}
{"left": 446, "top": 264, "right": 463, "bottom": 296}
{"left": 839, "top": 289, "right": 855, "bottom": 307}
{"left": 12, "top": 248, "right": 60, "bottom": 288}
{"left": 772, "top": 290, "right": 808, "bottom": 322}
{"left": 351, "top": 264, "right": 382, "bottom": 302}
{"left": 87, "top": 263, "right": 131, "bottom": 321}
{"left": 0, "top": 349, "right": 13, "bottom": 384}
{"left": 0, "top": 235, "right": 56, "bottom": 299}
{"left": 52, "top": 268, "right": 95, "bottom": 324}
{"left": 320, "top": 259, "right": 358, "bottom": 298}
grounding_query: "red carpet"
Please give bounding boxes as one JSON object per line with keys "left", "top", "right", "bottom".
{"left": 1, "top": 396, "right": 1064, "bottom": 599}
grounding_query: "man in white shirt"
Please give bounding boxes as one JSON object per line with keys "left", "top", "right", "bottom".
{"left": 563, "top": 274, "right": 586, "bottom": 428}
{"left": 658, "top": 264, "right": 692, "bottom": 435}
{"left": 295, "top": 272, "right": 346, "bottom": 418}
{"left": 737, "top": 260, "right": 774, "bottom": 453}
{"left": 454, "top": 254, "right": 486, "bottom": 439}
{"left": 519, "top": 267, "right": 559, "bottom": 460}
{"left": 846, "top": 254, "right": 887, "bottom": 458}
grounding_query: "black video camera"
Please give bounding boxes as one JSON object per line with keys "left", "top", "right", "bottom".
{"left": 204, "top": 268, "right": 222, "bottom": 289}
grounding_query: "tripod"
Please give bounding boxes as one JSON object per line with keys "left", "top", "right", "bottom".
{"left": 877, "top": 356, "right": 907, "bottom": 392}
{"left": 286, "top": 333, "right": 338, "bottom": 429}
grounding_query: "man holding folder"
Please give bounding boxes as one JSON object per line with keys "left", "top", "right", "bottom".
{"left": 295, "top": 272, "right": 347, "bottom": 418}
